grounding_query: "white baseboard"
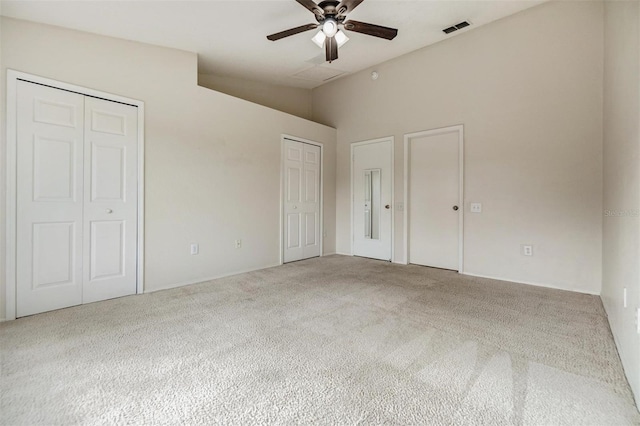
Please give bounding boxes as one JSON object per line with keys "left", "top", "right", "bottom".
{"left": 322, "top": 252, "right": 337, "bottom": 256}
{"left": 145, "top": 263, "right": 282, "bottom": 294}
{"left": 461, "top": 271, "right": 600, "bottom": 296}
{"left": 335, "top": 252, "right": 352, "bottom": 256}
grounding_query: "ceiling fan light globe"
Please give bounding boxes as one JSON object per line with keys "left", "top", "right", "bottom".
{"left": 322, "top": 19, "right": 338, "bottom": 37}
{"left": 335, "top": 30, "right": 349, "bottom": 47}
{"left": 312, "top": 30, "right": 326, "bottom": 48}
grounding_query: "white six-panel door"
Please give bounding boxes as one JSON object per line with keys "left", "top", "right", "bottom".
{"left": 16, "top": 82, "right": 85, "bottom": 316}
{"left": 83, "top": 97, "right": 138, "bottom": 303}
{"left": 283, "top": 139, "right": 321, "bottom": 263}
{"left": 16, "top": 80, "right": 138, "bottom": 317}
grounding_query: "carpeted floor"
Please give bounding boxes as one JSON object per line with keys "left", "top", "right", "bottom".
{"left": 1, "top": 255, "right": 639, "bottom": 425}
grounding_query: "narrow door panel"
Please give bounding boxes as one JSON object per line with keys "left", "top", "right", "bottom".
{"left": 16, "top": 81, "right": 84, "bottom": 317}
{"left": 32, "top": 136, "right": 76, "bottom": 201}
{"left": 287, "top": 166, "right": 302, "bottom": 203}
{"left": 91, "top": 144, "right": 125, "bottom": 201}
{"left": 305, "top": 213, "right": 317, "bottom": 246}
{"left": 83, "top": 97, "right": 138, "bottom": 304}
{"left": 283, "top": 140, "right": 321, "bottom": 262}
{"left": 32, "top": 222, "right": 76, "bottom": 289}
{"left": 90, "top": 220, "right": 125, "bottom": 280}
{"left": 305, "top": 169, "right": 317, "bottom": 203}
{"left": 287, "top": 214, "right": 301, "bottom": 249}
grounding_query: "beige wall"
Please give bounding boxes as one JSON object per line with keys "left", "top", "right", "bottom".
{"left": 602, "top": 0, "right": 640, "bottom": 403}
{"left": 312, "top": 0, "right": 604, "bottom": 294}
{"left": 0, "top": 17, "right": 337, "bottom": 319}
{"left": 198, "top": 74, "right": 313, "bottom": 120}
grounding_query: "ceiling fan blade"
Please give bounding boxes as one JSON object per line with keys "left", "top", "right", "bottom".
{"left": 325, "top": 36, "right": 338, "bottom": 63}
{"left": 267, "top": 23, "right": 319, "bottom": 41}
{"left": 343, "top": 20, "right": 398, "bottom": 40}
{"left": 296, "top": 0, "right": 324, "bottom": 16}
{"left": 336, "top": 0, "right": 364, "bottom": 16}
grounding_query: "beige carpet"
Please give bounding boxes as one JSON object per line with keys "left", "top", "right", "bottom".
{"left": 1, "top": 255, "right": 638, "bottom": 425}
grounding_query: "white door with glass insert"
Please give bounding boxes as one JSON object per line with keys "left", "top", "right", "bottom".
{"left": 16, "top": 80, "right": 138, "bottom": 317}
{"left": 283, "top": 139, "right": 321, "bottom": 263}
{"left": 352, "top": 139, "right": 393, "bottom": 261}
{"left": 407, "top": 127, "right": 462, "bottom": 271}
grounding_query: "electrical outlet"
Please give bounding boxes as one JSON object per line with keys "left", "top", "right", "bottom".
{"left": 470, "top": 203, "right": 482, "bottom": 213}
{"left": 623, "top": 287, "right": 627, "bottom": 308}
{"left": 190, "top": 243, "right": 199, "bottom": 255}
{"left": 522, "top": 245, "right": 533, "bottom": 256}
{"left": 235, "top": 239, "right": 242, "bottom": 249}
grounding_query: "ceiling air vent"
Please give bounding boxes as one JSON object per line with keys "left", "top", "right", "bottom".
{"left": 442, "top": 21, "right": 471, "bottom": 35}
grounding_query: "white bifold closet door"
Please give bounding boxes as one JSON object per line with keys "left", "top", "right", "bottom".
{"left": 16, "top": 80, "right": 138, "bottom": 317}
{"left": 283, "top": 139, "right": 321, "bottom": 263}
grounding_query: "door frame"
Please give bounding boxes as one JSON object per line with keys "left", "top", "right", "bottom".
{"left": 350, "top": 136, "right": 395, "bottom": 262}
{"left": 403, "top": 125, "right": 464, "bottom": 271}
{"left": 5, "top": 69, "right": 145, "bottom": 320}
{"left": 279, "top": 134, "right": 324, "bottom": 264}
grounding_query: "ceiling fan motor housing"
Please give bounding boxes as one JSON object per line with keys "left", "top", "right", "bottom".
{"left": 315, "top": 1, "right": 346, "bottom": 24}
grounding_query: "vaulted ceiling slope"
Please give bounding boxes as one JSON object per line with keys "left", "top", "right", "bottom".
{"left": 1, "top": 0, "right": 546, "bottom": 89}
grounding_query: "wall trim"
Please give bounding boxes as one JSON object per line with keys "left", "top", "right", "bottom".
{"left": 403, "top": 124, "right": 464, "bottom": 270}
{"left": 146, "top": 263, "right": 282, "bottom": 294}
{"left": 4, "top": 69, "right": 145, "bottom": 320}
{"left": 461, "top": 271, "right": 601, "bottom": 296}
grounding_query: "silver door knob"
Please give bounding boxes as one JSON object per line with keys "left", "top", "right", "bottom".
{"left": 452, "top": 206, "right": 459, "bottom": 211}
{"left": 106, "top": 209, "right": 113, "bottom": 214}
{"left": 293, "top": 206, "right": 297, "bottom": 209}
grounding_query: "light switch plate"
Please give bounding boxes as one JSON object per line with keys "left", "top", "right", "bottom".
{"left": 471, "top": 203, "right": 482, "bottom": 213}
{"left": 396, "top": 202, "right": 404, "bottom": 211}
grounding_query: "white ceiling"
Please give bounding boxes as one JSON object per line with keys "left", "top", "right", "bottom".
{"left": 0, "top": 0, "right": 546, "bottom": 89}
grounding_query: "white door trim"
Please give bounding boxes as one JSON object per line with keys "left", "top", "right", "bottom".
{"left": 4, "top": 70, "right": 145, "bottom": 320}
{"left": 403, "top": 125, "right": 464, "bottom": 271}
{"left": 350, "top": 136, "right": 395, "bottom": 262}
{"left": 280, "top": 134, "right": 324, "bottom": 264}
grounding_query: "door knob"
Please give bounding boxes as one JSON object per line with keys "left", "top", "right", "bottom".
{"left": 293, "top": 206, "right": 297, "bottom": 209}
{"left": 106, "top": 209, "right": 113, "bottom": 214}
{"left": 452, "top": 206, "right": 459, "bottom": 211}
{"left": 385, "top": 204, "right": 390, "bottom": 209}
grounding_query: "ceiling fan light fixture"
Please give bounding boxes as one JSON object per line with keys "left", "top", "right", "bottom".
{"left": 312, "top": 29, "right": 348, "bottom": 49}
{"left": 312, "top": 30, "right": 326, "bottom": 48}
{"left": 335, "top": 30, "right": 349, "bottom": 47}
{"left": 322, "top": 18, "right": 338, "bottom": 37}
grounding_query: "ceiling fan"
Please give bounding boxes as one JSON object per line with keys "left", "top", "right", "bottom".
{"left": 266, "top": 0, "right": 398, "bottom": 63}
